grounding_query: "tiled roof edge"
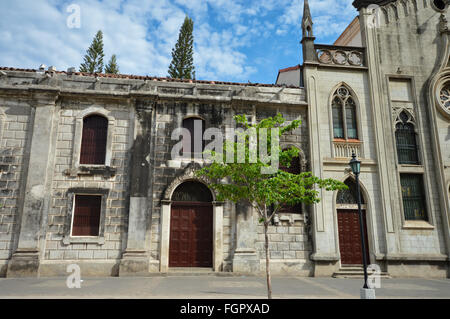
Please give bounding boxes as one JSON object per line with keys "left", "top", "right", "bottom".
{"left": 0, "top": 66, "right": 301, "bottom": 89}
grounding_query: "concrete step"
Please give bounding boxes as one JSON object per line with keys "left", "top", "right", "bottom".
{"left": 166, "top": 267, "right": 216, "bottom": 276}
{"left": 332, "top": 267, "right": 391, "bottom": 279}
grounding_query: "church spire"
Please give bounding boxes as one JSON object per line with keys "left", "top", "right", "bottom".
{"left": 302, "top": 0, "right": 313, "bottom": 38}
{"left": 301, "top": 0, "right": 316, "bottom": 63}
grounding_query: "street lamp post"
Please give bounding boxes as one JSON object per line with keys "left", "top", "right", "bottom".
{"left": 349, "top": 153, "right": 373, "bottom": 298}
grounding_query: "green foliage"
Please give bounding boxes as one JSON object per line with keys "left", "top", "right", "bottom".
{"left": 79, "top": 30, "right": 105, "bottom": 73}
{"left": 196, "top": 113, "right": 347, "bottom": 222}
{"left": 105, "top": 54, "right": 119, "bottom": 74}
{"left": 168, "top": 16, "right": 195, "bottom": 79}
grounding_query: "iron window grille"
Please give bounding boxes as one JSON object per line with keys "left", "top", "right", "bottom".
{"left": 400, "top": 174, "right": 428, "bottom": 221}
{"left": 395, "top": 111, "right": 420, "bottom": 165}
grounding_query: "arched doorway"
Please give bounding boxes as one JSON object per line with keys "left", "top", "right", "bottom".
{"left": 336, "top": 178, "right": 370, "bottom": 266}
{"left": 169, "top": 181, "right": 213, "bottom": 267}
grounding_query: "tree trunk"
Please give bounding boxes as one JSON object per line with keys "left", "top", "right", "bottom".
{"left": 264, "top": 220, "right": 272, "bottom": 299}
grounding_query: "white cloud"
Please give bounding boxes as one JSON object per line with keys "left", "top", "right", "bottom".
{"left": 278, "top": 0, "right": 356, "bottom": 39}
{"left": 0, "top": 0, "right": 358, "bottom": 83}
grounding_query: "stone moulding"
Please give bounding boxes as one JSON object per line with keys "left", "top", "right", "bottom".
{"left": 315, "top": 44, "right": 366, "bottom": 67}
{"left": 0, "top": 69, "right": 307, "bottom": 106}
{"left": 63, "top": 165, "right": 117, "bottom": 178}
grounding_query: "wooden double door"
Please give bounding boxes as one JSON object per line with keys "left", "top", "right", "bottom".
{"left": 169, "top": 202, "right": 213, "bottom": 267}
{"left": 337, "top": 209, "right": 370, "bottom": 266}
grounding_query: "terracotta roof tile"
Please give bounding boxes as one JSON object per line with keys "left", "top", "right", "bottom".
{"left": 278, "top": 65, "right": 301, "bottom": 73}
{"left": 0, "top": 66, "right": 301, "bottom": 89}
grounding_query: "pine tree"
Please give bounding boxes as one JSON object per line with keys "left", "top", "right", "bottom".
{"left": 105, "top": 54, "right": 119, "bottom": 74}
{"left": 168, "top": 16, "right": 195, "bottom": 79}
{"left": 79, "top": 30, "right": 105, "bottom": 73}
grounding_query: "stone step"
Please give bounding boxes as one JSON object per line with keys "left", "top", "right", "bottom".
{"left": 332, "top": 267, "right": 391, "bottom": 279}
{"left": 167, "top": 267, "right": 215, "bottom": 276}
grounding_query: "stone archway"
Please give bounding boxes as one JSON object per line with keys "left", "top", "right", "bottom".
{"left": 335, "top": 178, "right": 370, "bottom": 266}
{"left": 169, "top": 181, "right": 213, "bottom": 267}
{"left": 159, "top": 167, "right": 223, "bottom": 272}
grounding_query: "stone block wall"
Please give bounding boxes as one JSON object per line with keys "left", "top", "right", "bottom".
{"left": 43, "top": 101, "right": 132, "bottom": 268}
{"left": 0, "top": 102, "right": 31, "bottom": 275}
{"left": 256, "top": 221, "right": 311, "bottom": 259}
{"left": 150, "top": 100, "right": 234, "bottom": 264}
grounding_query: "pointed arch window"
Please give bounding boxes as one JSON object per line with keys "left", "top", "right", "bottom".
{"left": 332, "top": 86, "right": 359, "bottom": 140}
{"left": 336, "top": 178, "right": 365, "bottom": 205}
{"left": 80, "top": 115, "right": 108, "bottom": 165}
{"left": 395, "top": 111, "right": 419, "bottom": 165}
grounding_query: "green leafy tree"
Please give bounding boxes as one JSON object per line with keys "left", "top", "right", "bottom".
{"left": 105, "top": 54, "right": 119, "bottom": 74}
{"left": 196, "top": 113, "right": 346, "bottom": 299}
{"left": 79, "top": 30, "right": 105, "bottom": 73}
{"left": 168, "top": 16, "right": 195, "bottom": 79}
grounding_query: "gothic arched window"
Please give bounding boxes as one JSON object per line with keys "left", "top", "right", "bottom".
{"left": 336, "top": 179, "right": 365, "bottom": 205}
{"left": 395, "top": 111, "right": 419, "bottom": 165}
{"left": 332, "top": 86, "right": 358, "bottom": 140}
{"left": 80, "top": 115, "right": 108, "bottom": 165}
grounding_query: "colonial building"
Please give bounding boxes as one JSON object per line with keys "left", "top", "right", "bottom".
{"left": 0, "top": 0, "right": 448, "bottom": 278}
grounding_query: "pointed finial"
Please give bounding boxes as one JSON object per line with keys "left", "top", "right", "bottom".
{"left": 302, "top": 0, "right": 313, "bottom": 38}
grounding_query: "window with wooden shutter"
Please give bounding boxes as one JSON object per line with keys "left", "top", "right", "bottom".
{"left": 182, "top": 117, "right": 205, "bottom": 159}
{"left": 279, "top": 155, "right": 302, "bottom": 214}
{"left": 72, "top": 195, "right": 102, "bottom": 236}
{"left": 80, "top": 115, "right": 108, "bottom": 165}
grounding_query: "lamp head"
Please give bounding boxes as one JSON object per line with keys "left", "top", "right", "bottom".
{"left": 349, "top": 152, "right": 361, "bottom": 175}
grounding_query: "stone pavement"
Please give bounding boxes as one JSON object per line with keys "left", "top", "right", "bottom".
{"left": 0, "top": 275, "right": 448, "bottom": 299}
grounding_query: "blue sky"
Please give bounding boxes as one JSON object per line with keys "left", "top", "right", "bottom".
{"left": 0, "top": 0, "right": 357, "bottom": 84}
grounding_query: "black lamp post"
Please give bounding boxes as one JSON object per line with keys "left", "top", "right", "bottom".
{"left": 349, "top": 152, "right": 368, "bottom": 289}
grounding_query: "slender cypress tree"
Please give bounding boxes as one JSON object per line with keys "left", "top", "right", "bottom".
{"left": 168, "top": 16, "right": 195, "bottom": 79}
{"left": 105, "top": 54, "right": 119, "bottom": 74}
{"left": 79, "top": 30, "right": 105, "bottom": 73}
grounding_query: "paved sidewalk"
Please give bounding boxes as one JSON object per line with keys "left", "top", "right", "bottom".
{"left": 0, "top": 275, "right": 449, "bottom": 299}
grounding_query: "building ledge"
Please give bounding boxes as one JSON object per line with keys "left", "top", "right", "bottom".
{"left": 64, "top": 165, "right": 117, "bottom": 178}
{"left": 378, "top": 253, "right": 448, "bottom": 261}
{"left": 402, "top": 220, "right": 435, "bottom": 230}
{"left": 62, "top": 236, "right": 105, "bottom": 245}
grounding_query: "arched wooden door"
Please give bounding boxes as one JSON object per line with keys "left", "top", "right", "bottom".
{"left": 336, "top": 179, "right": 370, "bottom": 266}
{"left": 169, "top": 181, "right": 213, "bottom": 267}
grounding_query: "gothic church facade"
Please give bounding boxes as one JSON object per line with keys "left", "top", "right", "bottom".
{"left": 0, "top": 0, "right": 448, "bottom": 278}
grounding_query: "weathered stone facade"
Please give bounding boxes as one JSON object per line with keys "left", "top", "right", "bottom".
{"left": 0, "top": 0, "right": 449, "bottom": 278}
{"left": 0, "top": 68, "right": 309, "bottom": 277}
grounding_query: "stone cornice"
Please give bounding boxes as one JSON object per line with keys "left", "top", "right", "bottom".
{"left": 352, "top": 0, "right": 396, "bottom": 10}
{"left": 0, "top": 70, "right": 307, "bottom": 107}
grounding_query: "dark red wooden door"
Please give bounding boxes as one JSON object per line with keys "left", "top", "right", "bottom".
{"left": 169, "top": 203, "right": 213, "bottom": 267}
{"left": 337, "top": 209, "right": 370, "bottom": 265}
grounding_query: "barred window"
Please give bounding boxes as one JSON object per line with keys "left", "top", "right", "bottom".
{"left": 400, "top": 174, "right": 428, "bottom": 221}
{"left": 80, "top": 115, "right": 108, "bottom": 164}
{"left": 395, "top": 111, "right": 419, "bottom": 165}
{"left": 331, "top": 86, "right": 358, "bottom": 140}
